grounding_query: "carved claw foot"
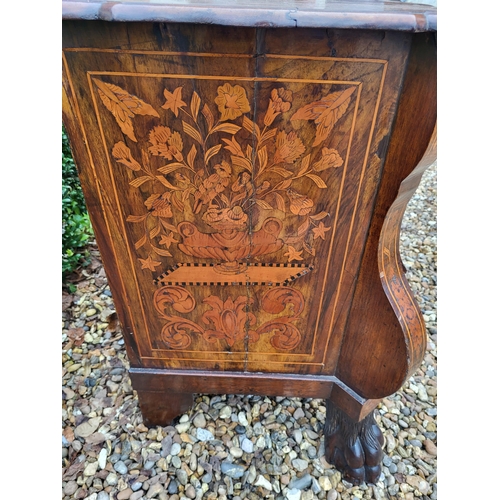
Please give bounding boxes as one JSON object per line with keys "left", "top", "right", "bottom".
{"left": 324, "top": 401, "right": 384, "bottom": 485}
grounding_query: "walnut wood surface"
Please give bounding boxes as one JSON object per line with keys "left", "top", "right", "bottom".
{"left": 62, "top": 0, "right": 437, "bottom": 32}
{"left": 335, "top": 32, "right": 437, "bottom": 398}
{"left": 62, "top": 16, "right": 436, "bottom": 421}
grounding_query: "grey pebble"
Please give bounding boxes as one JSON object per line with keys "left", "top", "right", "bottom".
{"left": 97, "top": 493, "right": 109, "bottom": 500}
{"left": 171, "top": 456, "right": 182, "bottom": 469}
{"left": 113, "top": 460, "right": 128, "bottom": 474}
{"left": 388, "top": 484, "right": 399, "bottom": 496}
{"left": 289, "top": 473, "right": 313, "bottom": 490}
{"left": 202, "top": 472, "right": 213, "bottom": 483}
{"left": 241, "top": 438, "right": 254, "bottom": 453}
{"left": 167, "top": 480, "right": 178, "bottom": 494}
{"left": 294, "top": 408, "right": 305, "bottom": 419}
{"left": 221, "top": 461, "right": 246, "bottom": 479}
{"left": 196, "top": 428, "right": 214, "bottom": 442}
{"left": 170, "top": 443, "right": 181, "bottom": 456}
{"left": 130, "top": 481, "right": 143, "bottom": 492}
{"left": 293, "top": 430, "right": 303, "bottom": 444}
{"left": 193, "top": 413, "right": 207, "bottom": 428}
{"left": 291, "top": 458, "right": 309, "bottom": 472}
{"left": 311, "top": 477, "right": 321, "bottom": 494}
{"left": 176, "top": 469, "right": 188, "bottom": 486}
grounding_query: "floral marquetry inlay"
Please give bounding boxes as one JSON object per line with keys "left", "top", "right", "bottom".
{"left": 95, "top": 78, "right": 356, "bottom": 276}
{"left": 90, "top": 69, "right": 364, "bottom": 354}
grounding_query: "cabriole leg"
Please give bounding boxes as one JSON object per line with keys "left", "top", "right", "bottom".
{"left": 324, "top": 400, "right": 384, "bottom": 485}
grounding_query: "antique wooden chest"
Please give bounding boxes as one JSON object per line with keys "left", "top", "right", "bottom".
{"left": 62, "top": 0, "right": 436, "bottom": 483}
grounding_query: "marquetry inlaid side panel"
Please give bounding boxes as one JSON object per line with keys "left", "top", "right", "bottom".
{"left": 63, "top": 24, "right": 412, "bottom": 373}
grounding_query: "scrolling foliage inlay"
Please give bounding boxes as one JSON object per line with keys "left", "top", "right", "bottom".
{"left": 153, "top": 285, "right": 305, "bottom": 350}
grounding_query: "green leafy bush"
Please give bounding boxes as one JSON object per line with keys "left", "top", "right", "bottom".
{"left": 62, "top": 127, "right": 93, "bottom": 276}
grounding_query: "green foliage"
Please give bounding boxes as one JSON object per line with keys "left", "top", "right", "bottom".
{"left": 62, "top": 126, "right": 93, "bottom": 276}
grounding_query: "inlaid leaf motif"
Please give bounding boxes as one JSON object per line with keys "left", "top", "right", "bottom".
{"left": 298, "top": 154, "right": 311, "bottom": 176}
{"left": 274, "top": 192, "right": 286, "bottom": 212}
{"left": 291, "top": 86, "right": 356, "bottom": 146}
{"left": 129, "top": 176, "right": 153, "bottom": 188}
{"left": 305, "top": 173, "right": 327, "bottom": 188}
{"left": 257, "top": 147, "right": 268, "bottom": 172}
{"left": 190, "top": 91, "right": 201, "bottom": 119}
{"left": 134, "top": 234, "right": 147, "bottom": 249}
{"left": 270, "top": 167, "right": 293, "bottom": 178}
{"left": 202, "top": 104, "right": 214, "bottom": 131}
{"left": 231, "top": 156, "right": 252, "bottom": 172}
{"left": 255, "top": 199, "right": 273, "bottom": 210}
{"left": 187, "top": 145, "right": 197, "bottom": 169}
{"left": 152, "top": 246, "right": 173, "bottom": 257}
{"left": 127, "top": 214, "right": 148, "bottom": 223}
{"left": 297, "top": 218, "right": 310, "bottom": 238}
{"left": 158, "top": 163, "right": 186, "bottom": 175}
{"left": 211, "top": 123, "right": 241, "bottom": 135}
{"left": 261, "top": 128, "right": 277, "bottom": 144}
{"left": 222, "top": 137, "right": 245, "bottom": 157}
{"left": 156, "top": 176, "right": 183, "bottom": 191}
{"left": 310, "top": 211, "right": 329, "bottom": 221}
{"left": 205, "top": 144, "right": 222, "bottom": 164}
{"left": 182, "top": 121, "right": 203, "bottom": 145}
{"left": 242, "top": 116, "right": 260, "bottom": 139}
{"left": 150, "top": 224, "right": 161, "bottom": 239}
{"left": 93, "top": 79, "right": 159, "bottom": 142}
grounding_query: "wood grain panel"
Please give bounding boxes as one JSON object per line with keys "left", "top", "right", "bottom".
{"left": 63, "top": 22, "right": 421, "bottom": 378}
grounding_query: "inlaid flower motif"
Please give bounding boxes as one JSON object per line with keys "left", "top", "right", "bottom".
{"left": 145, "top": 193, "right": 173, "bottom": 219}
{"left": 202, "top": 206, "right": 248, "bottom": 230}
{"left": 284, "top": 245, "right": 304, "bottom": 262}
{"left": 215, "top": 83, "right": 251, "bottom": 121}
{"left": 193, "top": 161, "right": 233, "bottom": 213}
{"left": 202, "top": 296, "right": 258, "bottom": 346}
{"left": 159, "top": 233, "right": 178, "bottom": 248}
{"left": 111, "top": 141, "right": 142, "bottom": 170}
{"left": 264, "top": 87, "right": 293, "bottom": 126}
{"left": 312, "top": 222, "right": 331, "bottom": 240}
{"left": 148, "top": 126, "right": 183, "bottom": 161}
{"left": 273, "top": 130, "right": 305, "bottom": 164}
{"left": 313, "top": 147, "right": 344, "bottom": 171}
{"left": 161, "top": 86, "right": 186, "bottom": 117}
{"left": 286, "top": 189, "right": 314, "bottom": 216}
{"left": 139, "top": 255, "right": 162, "bottom": 271}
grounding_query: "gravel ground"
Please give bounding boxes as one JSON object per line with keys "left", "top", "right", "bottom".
{"left": 62, "top": 163, "right": 437, "bottom": 500}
